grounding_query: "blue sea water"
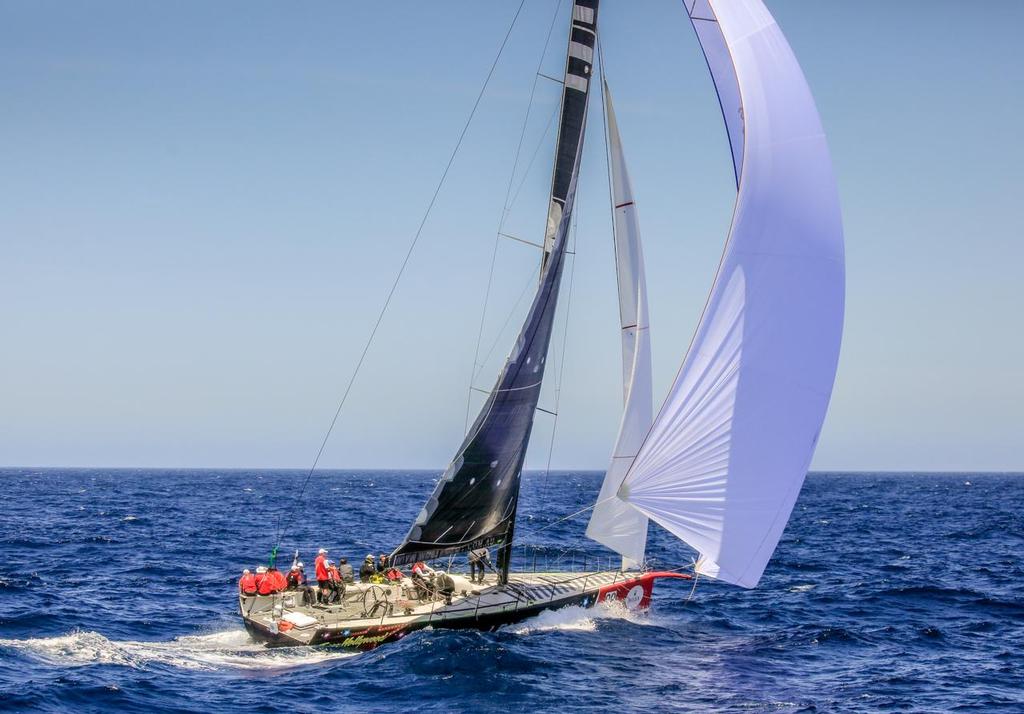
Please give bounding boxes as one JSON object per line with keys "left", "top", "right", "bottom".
{"left": 0, "top": 469, "right": 1021, "bottom": 712}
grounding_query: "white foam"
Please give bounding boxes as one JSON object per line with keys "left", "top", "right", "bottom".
{"left": 788, "top": 584, "right": 816, "bottom": 593}
{"left": 506, "top": 600, "right": 650, "bottom": 635}
{"left": 0, "top": 628, "right": 356, "bottom": 672}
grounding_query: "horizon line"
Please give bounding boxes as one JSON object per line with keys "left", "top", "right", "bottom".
{"left": 1, "top": 466, "right": 1022, "bottom": 476}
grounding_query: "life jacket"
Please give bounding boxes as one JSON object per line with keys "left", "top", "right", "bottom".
{"left": 328, "top": 566, "right": 340, "bottom": 583}
{"left": 239, "top": 573, "right": 257, "bottom": 595}
{"left": 315, "top": 555, "right": 329, "bottom": 582}
{"left": 385, "top": 568, "right": 403, "bottom": 582}
{"left": 411, "top": 562, "right": 428, "bottom": 576}
{"left": 259, "top": 569, "right": 285, "bottom": 595}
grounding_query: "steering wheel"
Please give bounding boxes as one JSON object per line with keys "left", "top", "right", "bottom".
{"left": 361, "top": 585, "right": 392, "bottom": 618}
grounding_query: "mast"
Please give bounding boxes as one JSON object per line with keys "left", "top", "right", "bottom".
{"left": 585, "top": 78, "right": 652, "bottom": 569}
{"left": 541, "top": 0, "right": 599, "bottom": 275}
{"left": 613, "top": 0, "right": 845, "bottom": 588}
{"left": 391, "top": 1, "right": 600, "bottom": 584}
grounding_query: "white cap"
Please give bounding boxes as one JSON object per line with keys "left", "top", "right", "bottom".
{"left": 256, "top": 566, "right": 267, "bottom": 573}
{"left": 296, "top": 562, "right": 304, "bottom": 568}
{"left": 318, "top": 548, "right": 328, "bottom": 554}
{"left": 243, "top": 568, "right": 251, "bottom": 574}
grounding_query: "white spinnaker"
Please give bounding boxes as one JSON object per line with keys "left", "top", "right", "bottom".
{"left": 585, "top": 80, "right": 652, "bottom": 569}
{"left": 618, "top": 0, "right": 845, "bottom": 588}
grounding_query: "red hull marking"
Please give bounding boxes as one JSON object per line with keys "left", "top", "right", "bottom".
{"left": 596, "top": 572, "right": 692, "bottom": 610}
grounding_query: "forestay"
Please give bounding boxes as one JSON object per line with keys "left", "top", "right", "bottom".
{"left": 585, "top": 79, "right": 651, "bottom": 569}
{"left": 617, "top": 0, "right": 845, "bottom": 588}
{"left": 391, "top": 0, "right": 600, "bottom": 570}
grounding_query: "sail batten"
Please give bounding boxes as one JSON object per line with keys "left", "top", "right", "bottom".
{"left": 391, "top": 0, "right": 599, "bottom": 570}
{"left": 584, "top": 79, "right": 651, "bottom": 570}
{"left": 617, "top": 0, "right": 845, "bottom": 588}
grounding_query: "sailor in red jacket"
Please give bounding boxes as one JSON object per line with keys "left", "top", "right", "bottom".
{"left": 238, "top": 569, "right": 257, "bottom": 596}
{"left": 253, "top": 565, "right": 268, "bottom": 593}
{"left": 286, "top": 563, "right": 306, "bottom": 589}
{"left": 314, "top": 548, "right": 330, "bottom": 603}
{"left": 325, "top": 561, "right": 345, "bottom": 604}
{"left": 287, "top": 562, "right": 315, "bottom": 605}
{"left": 258, "top": 566, "right": 287, "bottom": 595}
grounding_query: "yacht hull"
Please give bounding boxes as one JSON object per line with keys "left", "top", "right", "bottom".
{"left": 240, "top": 570, "right": 688, "bottom": 650}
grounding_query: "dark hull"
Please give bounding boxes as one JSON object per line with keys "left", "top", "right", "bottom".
{"left": 242, "top": 571, "right": 688, "bottom": 650}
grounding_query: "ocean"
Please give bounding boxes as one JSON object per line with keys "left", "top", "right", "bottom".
{"left": 0, "top": 469, "right": 1021, "bottom": 712}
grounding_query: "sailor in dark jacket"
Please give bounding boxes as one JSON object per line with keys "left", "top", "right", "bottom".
{"left": 359, "top": 554, "right": 376, "bottom": 582}
{"left": 337, "top": 557, "right": 355, "bottom": 583}
{"left": 468, "top": 548, "right": 490, "bottom": 584}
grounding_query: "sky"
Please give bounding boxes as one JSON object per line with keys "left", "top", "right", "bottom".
{"left": 1, "top": 1, "right": 1022, "bottom": 472}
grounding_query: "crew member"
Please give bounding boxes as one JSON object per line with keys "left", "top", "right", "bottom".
{"left": 376, "top": 553, "right": 389, "bottom": 574}
{"left": 286, "top": 563, "right": 306, "bottom": 589}
{"left": 359, "top": 554, "right": 376, "bottom": 582}
{"left": 238, "top": 568, "right": 257, "bottom": 596}
{"left": 468, "top": 548, "right": 490, "bottom": 584}
{"left": 315, "top": 548, "right": 330, "bottom": 603}
{"left": 435, "top": 572, "right": 456, "bottom": 605}
{"left": 253, "top": 565, "right": 268, "bottom": 593}
{"left": 321, "top": 560, "right": 339, "bottom": 604}
{"left": 411, "top": 567, "right": 431, "bottom": 600}
{"left": 259, "top": 566, "right": 286, "bottom": 595}
{"left": 338, "top": 557, "right": 354, "bottom": 583}
{"left": 287, "top": 562, "right": 315, "bottom": 605}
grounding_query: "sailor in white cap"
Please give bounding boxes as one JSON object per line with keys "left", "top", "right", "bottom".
{"left": 360, "top": 554, "right": 376, "bottom": 582}
{"left": 238, "top": 568, "right": 257, "bottom": 596}
{"left": 253, "top": 565, "right": 268, "bottom": 594}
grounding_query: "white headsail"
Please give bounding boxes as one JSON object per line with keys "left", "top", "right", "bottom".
{"left": 585, "top": 80, "right": 652, "bottom": 569}
{"left": 616, "top": 0, "right": 845, "bottom": 587}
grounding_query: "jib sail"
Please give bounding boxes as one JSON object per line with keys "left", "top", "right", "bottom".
{"left": 615, "top": 0, "right": 845, "bottom": 588}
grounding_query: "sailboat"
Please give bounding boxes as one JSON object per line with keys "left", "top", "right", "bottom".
{"left": 240, "top": 0, "right": 844, "bottom": 649}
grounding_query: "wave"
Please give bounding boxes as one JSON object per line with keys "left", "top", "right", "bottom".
{"left": 788, "top": 584, "right": 816, "bottom": 593}
{"left": 0, "top": 628, "right": 356, "bottom": 672}
{"left": 505, "top": 600, "right": 654, "bottom": 635}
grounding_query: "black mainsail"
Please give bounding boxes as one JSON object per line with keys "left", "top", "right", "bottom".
{"left": 391, "top": 0, "right": 599, "bottom": 580}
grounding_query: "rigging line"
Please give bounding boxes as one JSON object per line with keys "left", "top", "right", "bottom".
{"left": 684, "top": 569, "right": 700, "bottom": 602}
{"left": 272, "top": 0, "right": 531, "bottom": 549}
{"left": 499, "top": 232, "right": 545, "bottom": 250}
{"left": 464, "top": 0, "right": 565, "bottom": 433}
{"left": 515, "top": 495, "right": 618, "bottom": 543}
{"left": 473, "top": 265, "right": 539, "bottom": 384}
{"left": 508, "top": 101, "right": 561, "bottom": 211}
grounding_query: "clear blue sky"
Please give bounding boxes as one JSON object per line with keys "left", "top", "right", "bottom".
{"left": 2, "top": 1, "right": 1021, "bottom": 471}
